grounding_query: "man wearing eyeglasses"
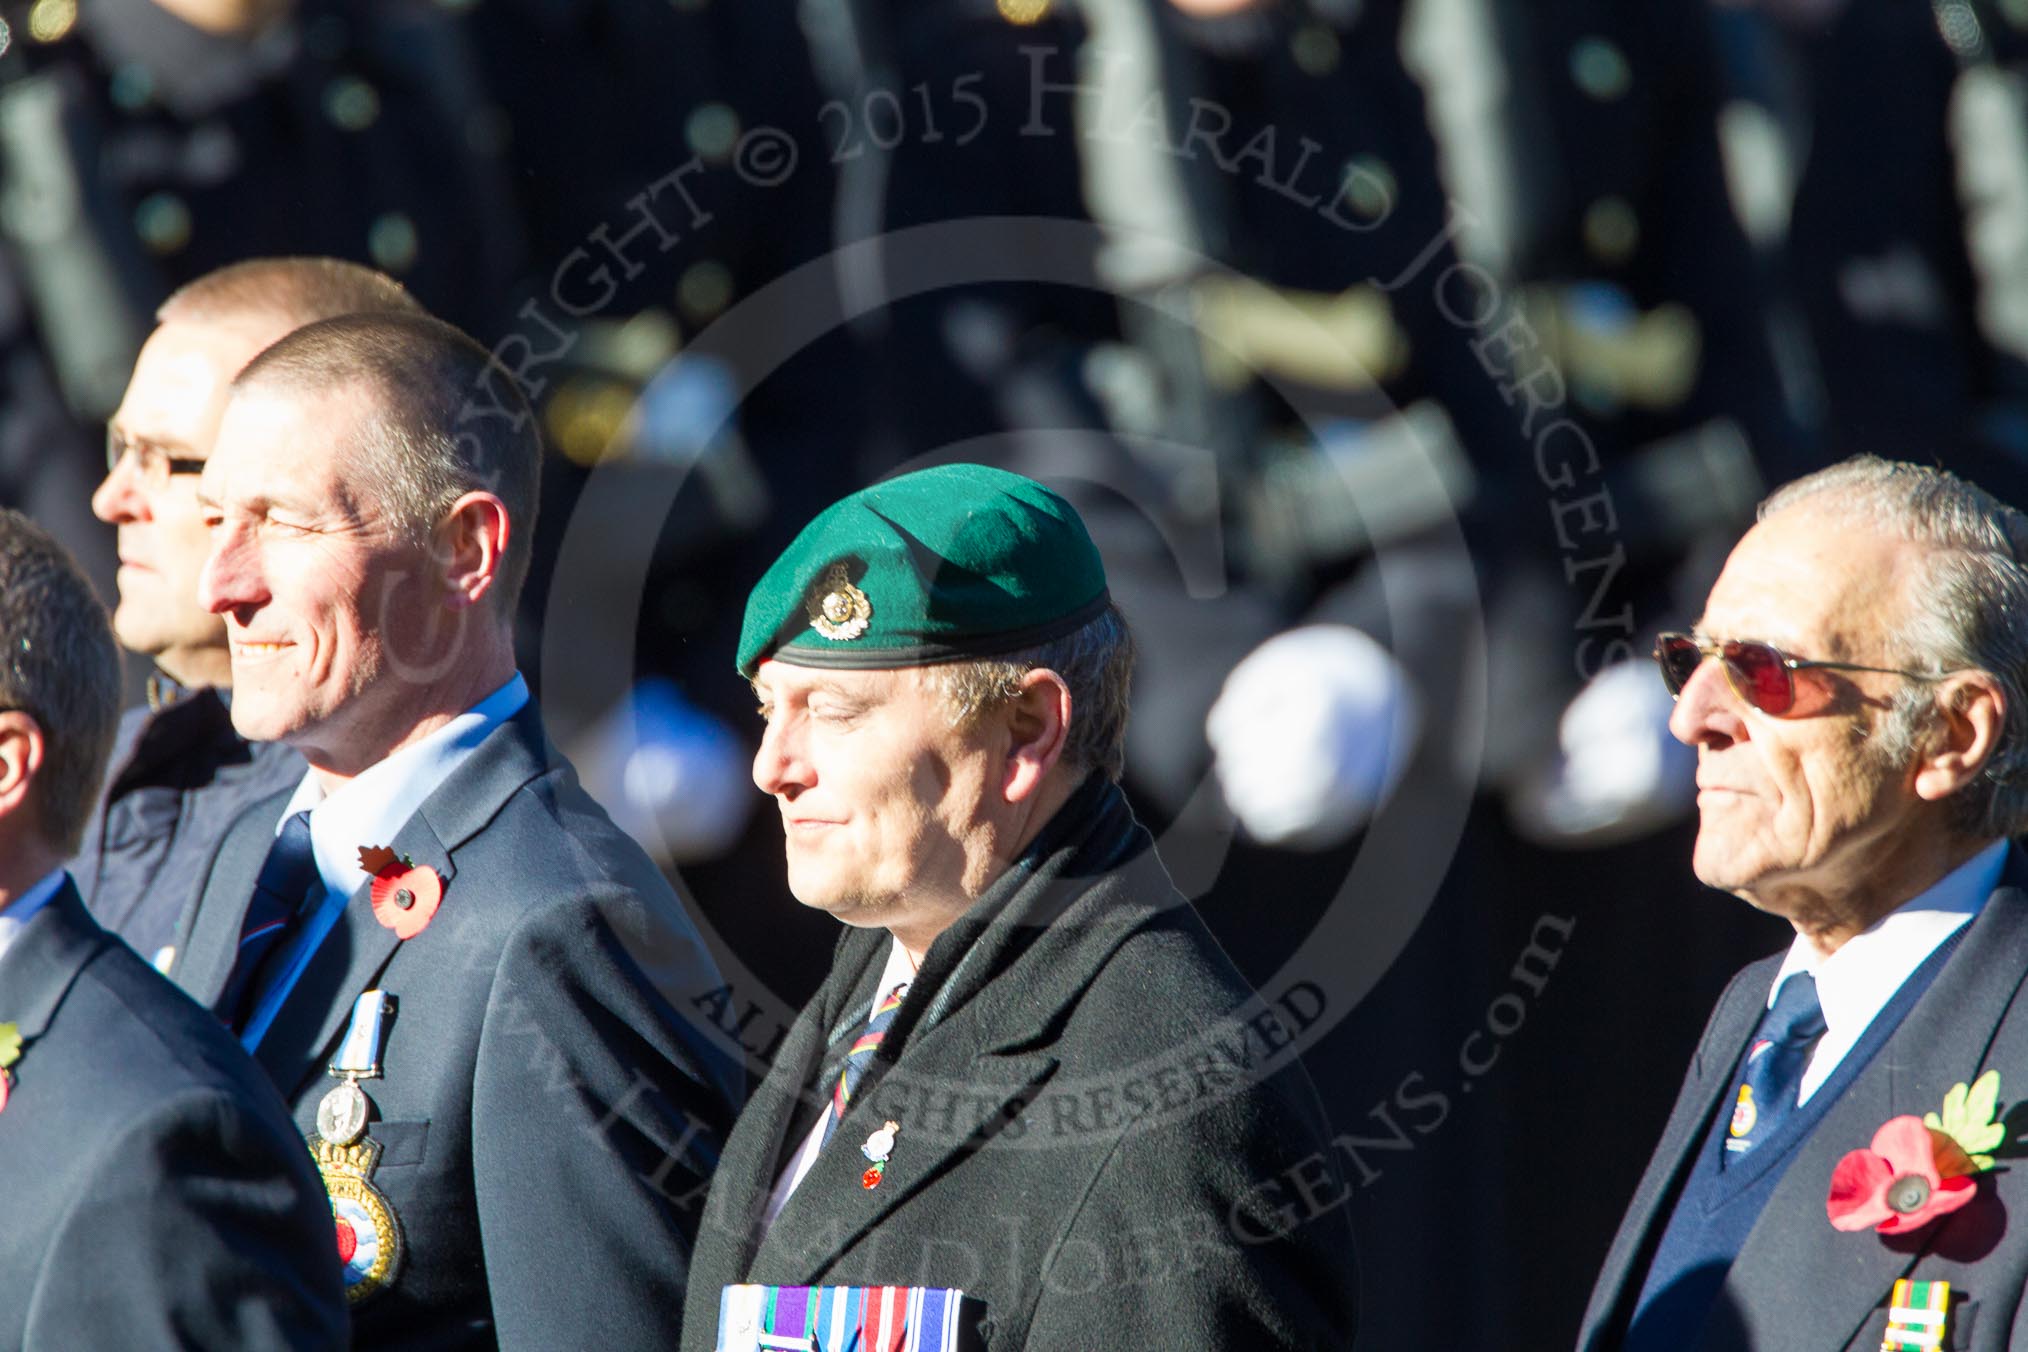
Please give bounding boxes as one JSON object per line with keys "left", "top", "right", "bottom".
{"left": 1581, "top": 456, "right": 2028, "bottom": 1351}
{"left": 76, "top": 258, "right": 422, "bottom": 967}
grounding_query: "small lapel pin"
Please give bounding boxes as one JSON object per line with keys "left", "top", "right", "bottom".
{"left": 860, "top": 1119, "right": 899, "bottom": 1189}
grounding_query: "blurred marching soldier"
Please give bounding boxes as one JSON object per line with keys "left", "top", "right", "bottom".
{"left": 448, "top": 0, "right": 867, "bottom": 1010}
{"left": 0, "top": 0, "right": 521, "bottom": 588}
{"left": 785, "top": 0, "right": 1516, "bottom": 829}
{"left": 1064, "top": 0, "right": 1545, "bottom": 810}
{"left": 1382, "top": 0, "right": 1823, "bottom": 848}
{"left": 1708, "top": 0, "right": 2028, "bottom": 506}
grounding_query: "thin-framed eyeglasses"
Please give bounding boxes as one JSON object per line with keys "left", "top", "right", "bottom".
{"left": 105, "top": 426, "right": 204, "bottom": 488}
{"left": 1652, "top": 631, "right": 1950, "bottom": 716}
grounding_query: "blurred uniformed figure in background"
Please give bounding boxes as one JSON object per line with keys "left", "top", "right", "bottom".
{"left": 1706, "top": 0, "right": 2028, "bottom": 502}
{"left": 442, "top": 0, "right": 871, "bottom": 1008}
{"left": 0, "top": 0, "right": 522, "bottom": 606}
{"left": 775, "top": 0, "right": 1504, "bottom": 856}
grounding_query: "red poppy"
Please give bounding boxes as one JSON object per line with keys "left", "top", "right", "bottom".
{"left": 361, "top": 850, "right": 443, "bottom": 940}
{"left": 1827, "top": 1115, "right": 1978, "bottom": 1234}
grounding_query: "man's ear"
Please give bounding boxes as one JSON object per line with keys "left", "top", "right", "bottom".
{"left": 436, "top": 491, "right": 511, "bottom": 610}
{"left": 1002, "top": 669, "right": 1071, "bottom": 804}
{"left": 0, "top": 711, "right": 46, "bottom": 826}
{"left": 1913, "top": 672, "right": 2007, "bottom": 803}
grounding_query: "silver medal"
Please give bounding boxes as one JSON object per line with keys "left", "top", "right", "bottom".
{"left": 318, "top": 1079, "right": 370, "bottom": 1146}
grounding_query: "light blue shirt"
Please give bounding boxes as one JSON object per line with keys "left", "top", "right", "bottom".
{"left": 0, "top": 868, "right": 66, "bottom": 972}
{"left": 240, "top": 674, "right": 530, "bottom": 1052}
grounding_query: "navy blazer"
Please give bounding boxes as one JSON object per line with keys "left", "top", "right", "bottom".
{"left": 173, "top": 701, "right": 744, "bottom": 1350}
{"left": 1582, "top": 861, "right": 2028, "bottom": 1351}
{"left": 71, "top": 690, "right": 304, "bottom": 962}
{"left": 0, "top": 878, "right": 346, "bottom": 1350}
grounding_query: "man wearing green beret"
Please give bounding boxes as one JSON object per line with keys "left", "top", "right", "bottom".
{"left": 683, "top": 463, "right": 1360, "bottom": 1350}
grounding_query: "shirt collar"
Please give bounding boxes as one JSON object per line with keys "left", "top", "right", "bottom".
{"left": 1772, "top": 838, "right": 2011, "bottom": 1032}
{"left": 0, "top": 868, "right": 68, "bottom": 966}
{"left": 275, "top": 674, "right": 530, "bottom": 901}
{"left": 874, "top": 938, "right": 917, "bottom": 1013}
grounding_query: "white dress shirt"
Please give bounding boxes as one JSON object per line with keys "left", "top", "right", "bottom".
{"left": 239, "top": 674, "right": 530, "bottom": 1052}
{"left": 762, "top": 938, "right": 917, "bottom": 1230}
{"left": 1772, "top": 838, "right": 2010, "bottom": 1104}
{"left": 0, "top": 868, "right": 66, "bottom": 971}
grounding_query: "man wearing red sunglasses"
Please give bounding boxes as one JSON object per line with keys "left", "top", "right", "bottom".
{"left": 1581, "top": 456, "right": 2028, "bottom": 1352}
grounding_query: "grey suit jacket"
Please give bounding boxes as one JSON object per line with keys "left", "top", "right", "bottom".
{"left": 173, "top": 701, "right": 744, "bottom": 1351}
{"left": 1581, "top": 864, "right": 2028, "bottom": 1351}
{"left": 0, "top": 878, "right": 346, "bottom": 1351}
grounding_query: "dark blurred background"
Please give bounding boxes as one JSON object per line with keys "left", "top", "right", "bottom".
{"left": 7, "top": 0, "right": 2028, "bottom": 1343}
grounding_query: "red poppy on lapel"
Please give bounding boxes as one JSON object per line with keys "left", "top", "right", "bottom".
{"left": 359, "top": 845, "right": 444, "bottom": 940}
{"left": 1828, "top": 1117, "right": 1979, "bottom": 1234}
{"left": 1827, "top": 1072, "right": 2007, "bottom": 1236}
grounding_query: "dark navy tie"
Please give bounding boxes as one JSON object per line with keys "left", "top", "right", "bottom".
{"left": 1723, "top": 971, "right": 1827, "bottom": 1165}
{"left": 216, "top": 810, "right": 318, "bottom": 1031}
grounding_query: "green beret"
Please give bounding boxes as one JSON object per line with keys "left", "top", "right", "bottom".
{"left": 737, "top": 463, "right": 1110, "bottom": 676}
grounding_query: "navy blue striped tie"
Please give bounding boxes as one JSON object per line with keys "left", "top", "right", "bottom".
{"left": 216, "top": 810, "right": 317, "bottom": 1030}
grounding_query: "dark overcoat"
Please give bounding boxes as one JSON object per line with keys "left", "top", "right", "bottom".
{"left": 682, "top": 777, "right": 1360, "bottom": 1350}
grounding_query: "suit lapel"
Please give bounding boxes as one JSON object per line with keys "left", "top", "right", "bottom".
{"left": 0, "top": 882, "right": 104, "bottom": 1049}
{"left": 0, "top": 884, "right": 104, "bottom": 1174}
{"left": 1583, "top": 957, "right": 1778, "bottom": 1348}
{"left": 770, "top": 950, "right": 885, "bottom": 1180}
{"left": 758, "top": 1023, "right": 1059, "bottom": 1284}
{"left": 1706, "top": 883, "right": 2028, "bottom": 1351}
{"left": 752, "top": 890, "right": 1120, "bottom": 1282}
{"left": 173, "top": 788, "right": 295, "bottom": 1007}
{"left": 252, "top": 813, "right": 454, "bottom": 1096}
{"left": 695, "top": 934, "right": 881, "bottom": 1290}
{"left": 248, "top": 703, "right": 555, "bottom": 1098}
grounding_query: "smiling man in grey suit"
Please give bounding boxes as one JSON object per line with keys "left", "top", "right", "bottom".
{"left": 0, "top": 508, "right": 345, "bottom": 1350}
{"left": 1582, "top": 456, "right": 2028, "bottom": 1351}
{"left": 172, "top": 312, "right": 741, "bottom": 1348}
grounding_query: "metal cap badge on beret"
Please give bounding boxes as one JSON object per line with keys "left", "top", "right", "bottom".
{"left": 737, "top": 463, "right": 1110, "bottom": 676}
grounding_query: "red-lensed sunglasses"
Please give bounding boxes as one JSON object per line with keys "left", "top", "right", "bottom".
{"left": 1652, "top": 631, "right": 1946, "bottom": 716}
